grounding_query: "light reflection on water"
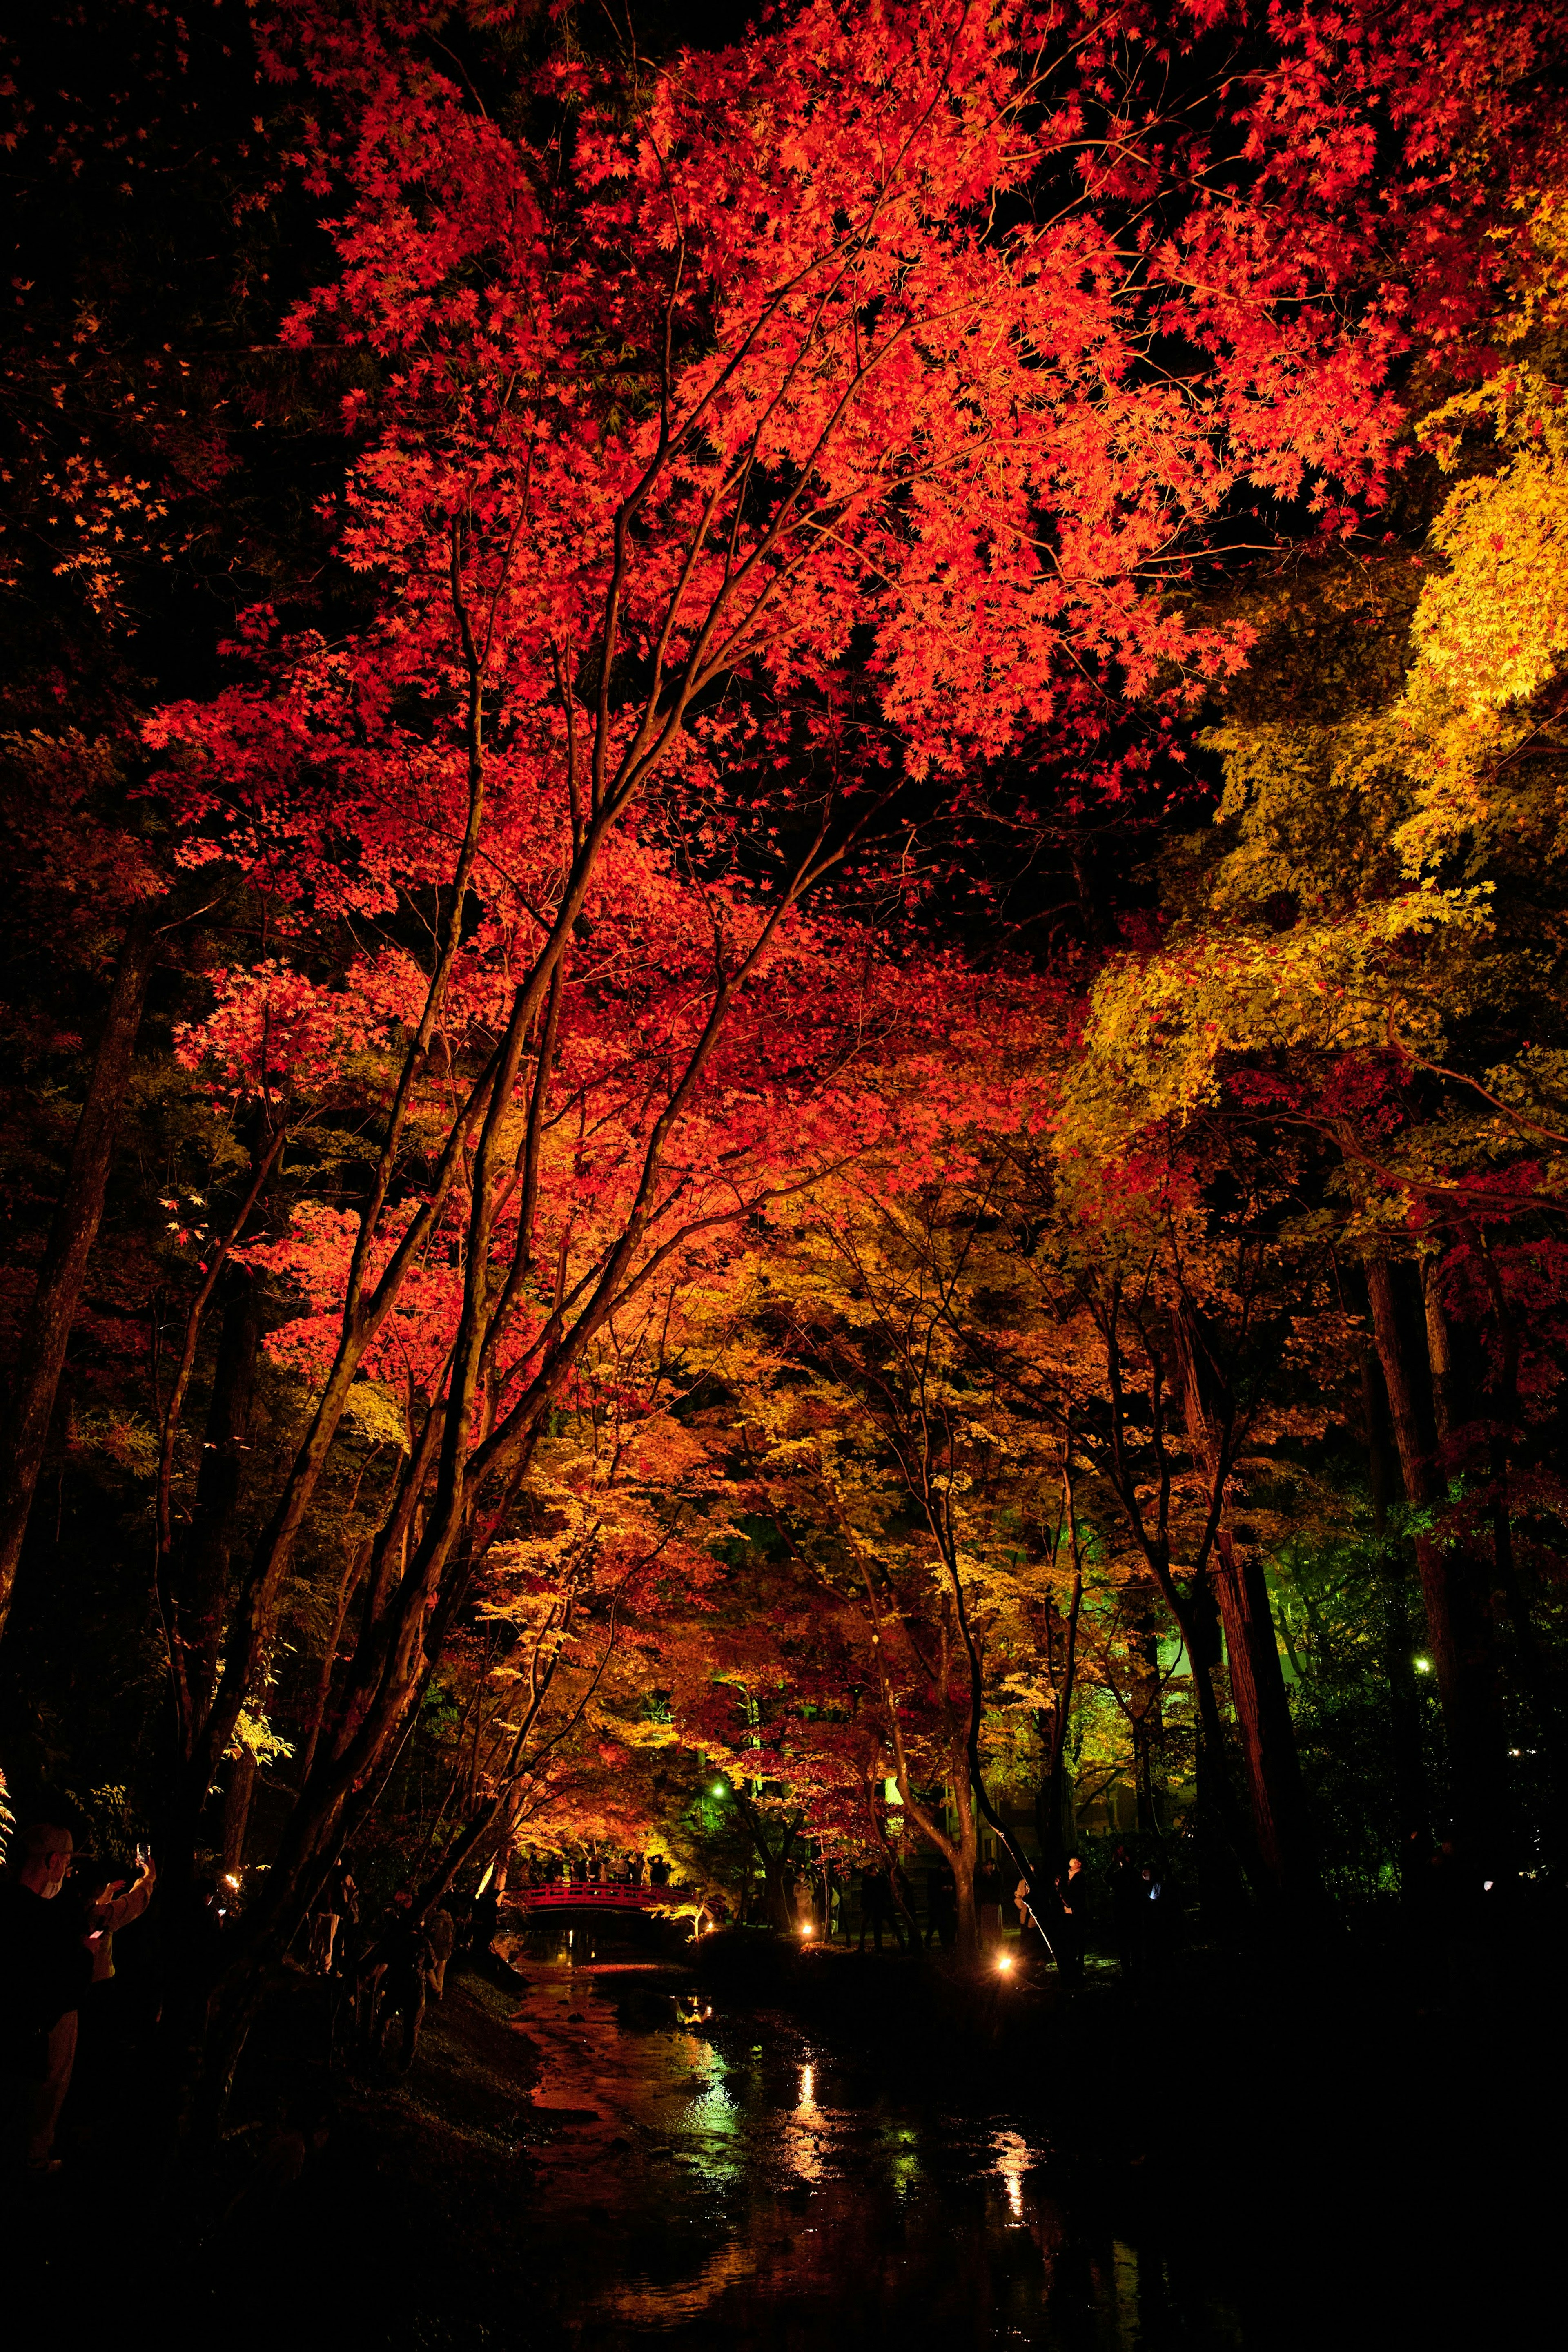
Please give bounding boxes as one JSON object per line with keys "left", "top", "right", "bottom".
{"left": 501, "top": 1939, "right": 1240, "bottom": 2348}
{"left": 995, "top": 2126, "right": 1031, "bottom": 2220}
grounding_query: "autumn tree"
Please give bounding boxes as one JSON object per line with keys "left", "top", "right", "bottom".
{"left": 3, "top": 0, "right": 1566, "bottom": 2102}
{"left": 127, "top": 0, "right": 1452, "bottom": 2053}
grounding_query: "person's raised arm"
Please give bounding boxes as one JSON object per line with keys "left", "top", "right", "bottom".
{"left": 98, "top": 1853, "right": 156, "bottom": 1934}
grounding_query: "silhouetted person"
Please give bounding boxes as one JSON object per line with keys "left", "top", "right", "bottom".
{"left": 977, "top": 1857, "right": 1004, "bottom": 1947}
{"left": 1427, "top": 1837, "right": 1498, "bottom": 2006}
{"left": 648, "top": 1855, "right": 670, "bottom": 1888}
{"left": 472, "top": 1879, "right": 501, "bottom": 1955}
{"left": 1110, "top": 1846, "right": 1141, "bottom": 1973}
{"left": 1015, "top": 1870, "right": 1051, "bottom": 1959}
{"left": 379, "top": 1896, "right": 433, "bottom": 2073}
{"left": 924, "top": 1862, "right": 957, "bottom": 1950}
{"left": 70, "top": 1846, "right": 156, "bottom": 2124}
{"left": 857, "top": 1870, "right": 904, "bottom": 1952}
{"left": 0, "top": 1820, "right": 93, "bottom": 2172}
{"left": 308, "top": 1859, "right": 355, "bottom": 1975}
{"left": 890, "top": 1862, "right": 920, "bottom": 1944}
{"left": 1054, "top": 1855, "right": 1087, "bottom": 1982}
{"left": 427, "top": 1904, "right": 457, "bottom": 1999}
{"left": 1139, "top": 1865, "right": 1174, "bottom": 1971}
{"left": 333, "top": 1861, "right": 360, "bottom": 1947}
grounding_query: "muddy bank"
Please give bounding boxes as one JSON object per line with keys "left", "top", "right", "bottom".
{"left": 217, "top": 1957, "right": 553, "bottom": 2345}
{"left": 26, "top": 1956, "right": 548, "bottom": 2349}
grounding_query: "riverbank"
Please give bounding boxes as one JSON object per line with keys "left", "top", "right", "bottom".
{"left": 20, "top": 1954, "right": 550, "bottom": 2346}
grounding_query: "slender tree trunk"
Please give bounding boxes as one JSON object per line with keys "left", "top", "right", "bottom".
{"left": 1421, "top": 1258, "right": 1458, "bottom": 1460}
{"left": 1361, "top": 1344, "right": 1430, "bottom": 1891}
{"left": 183, "top": 1270, "right": 264, "bottom": 1735}
{"left": 1459, "top": 1239, "right": 1567, "bottom": 1795}
{"left": 1130, "top": 1615, "right": 1165, "bottom": 1834}
{"left": 1211, "top": 1529, "right": 1316, "bottom": 1899}
{"left": 1366, "top": 1260, "right": 1504, "bottom": 1870}
{"left": 949, "top": 1763, "right": 980, "bottom": 1955}
{"left": 1032, "top": 1495, "right": 1085, "bottom": 1872}
{"left": 1176, "top": 1311, "right": 1317, "bottom": 1908}
{"left": 221, "top": 1748, "right": 256, "bottom": 1879}
{"left": 735, "top": 1791, "right": 797, "bottom": 1931}
{"left": 1034, "top": 1705, "right": 1073, "bottom": 1876}
{"left": 297, "top": 1543, "right": 368, "bottom": 1787}
{"left": 0, "top": 902, "right": 160, "bottom": 1640}
{"left": 888, "top": 1858, "right": 921, "bottom": 1950}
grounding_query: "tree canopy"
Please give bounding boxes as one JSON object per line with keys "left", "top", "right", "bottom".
{"left": 1, "top": 0, "right": 1565, "bottom": 2018}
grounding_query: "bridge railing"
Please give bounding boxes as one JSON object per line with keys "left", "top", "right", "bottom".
{"left": 512, "top": 1880, "right": 687, "bottom": 1908}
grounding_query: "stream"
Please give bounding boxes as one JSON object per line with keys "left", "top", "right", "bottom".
{"left": 499, "top": 1931, "right": 1244, "bottom": 2349}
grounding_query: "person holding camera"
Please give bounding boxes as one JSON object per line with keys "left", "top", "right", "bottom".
{"left": 0, "top": 1819, "right": 94, "bottom": 2172}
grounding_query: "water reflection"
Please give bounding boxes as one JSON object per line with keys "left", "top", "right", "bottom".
{"left": 994, "top": 2126, "right": 1031, "bottom": 2220}
{"left": 499, "top": 1941, "right": 1240, "bottom": 2348}
{"left": 780, "top": 2056, "right": 825, "bottom": 2187}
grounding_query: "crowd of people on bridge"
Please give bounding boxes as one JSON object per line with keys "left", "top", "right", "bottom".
{"left": 519, "top": 1846, "right": 678, "bottom": 1890}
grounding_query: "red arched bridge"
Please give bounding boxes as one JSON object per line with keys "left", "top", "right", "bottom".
{"left": 513, "top": 1881, "right": 686, "bottom": 1914}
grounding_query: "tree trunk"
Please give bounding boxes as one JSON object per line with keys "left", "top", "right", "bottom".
{"left": 1361, "top": 1344, "right": 1430, "bottom": 1891}
{"left": 1175, "top": 1309, "right": 1317, "bottom": 1909}
{"left": 1458, "top": 1239, "right": 1567, "bottom": 1798}
{"left": 1030, "top": 1505, "right": 1085, "bottom": 1872}
{"left": 221, "top": 1747, "right": 256, "bottom": 1879}
{"left": 948, "top": 1762, "right": 980, "bottom": 1955}
{"left": 0, "top": 902, "right": 160, "bottom": 1641}
{"left": 1034, "top": 1706, "right": 1074, "bottom": 1876}
{"left": 1129, "top": 1616, "right": 1165, "bottom": 1834}
{"left": 1212, "top": 1530, "right": 1316, "bottom": 1901}
{"left": 1366, "top": 1259, "right": 1505, "bottom": 1870}
{"left": 1421, "top": 1258, "right": 1458, "bottom": 1460}
{"left": 734, "top": 1790, "right": 798, "bottom": 1931}
{"left": 183, "top": 1270, "right": 263, "bottom": 1736}
{"left": 297, "top": 1543, "right": 368, "bottom": 1787}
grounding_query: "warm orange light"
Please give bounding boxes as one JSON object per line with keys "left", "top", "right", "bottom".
{"left": 799, "top": 1921, "right": 816, "bottom": 1937}
{"left": 996, "top": 1949, "right": 1016, "bottom": 1974}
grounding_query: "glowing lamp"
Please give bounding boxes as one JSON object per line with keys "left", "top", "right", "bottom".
{"left": 996, "top": 1950, "right": 1016, "bottom": 1975}
{"left": 1414, "top": 1656, "right": 1433, "bottom": 1673}
{"left": 799, "top": 1921, "right": 816, "bottom": 1938}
